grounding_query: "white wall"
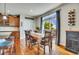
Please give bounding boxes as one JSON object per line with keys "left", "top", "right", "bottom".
{"left": 60, "top": 3, "right": 79, "bottom": 46}
{"left": 20, "top": 14, "right": 35, "bottom": 48}
{"left": 34, "top": 17, "right": 41, "bottom": 28}
{"left": 0, "top": 3, "right": 3, "bottom": 13}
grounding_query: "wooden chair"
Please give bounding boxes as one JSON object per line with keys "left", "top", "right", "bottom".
{"left": 25, "top": 30, "right": 37, "bottom": 46}
{"left": 41, "top": 30, "right": 53, "bottom": 55}
{"left": 25, "top": 31, "right": 44, "bottom": 55}
{"left": 25, "top": 30, "right": 31, "bottom": 45}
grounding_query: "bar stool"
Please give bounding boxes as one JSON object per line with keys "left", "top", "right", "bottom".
{"left": 4, "top": 36, "right": 15, "bottom": 55}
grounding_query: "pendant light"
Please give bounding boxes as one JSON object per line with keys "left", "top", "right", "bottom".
{"left": 3, "top": 3, "right": 7, "bottom": 20}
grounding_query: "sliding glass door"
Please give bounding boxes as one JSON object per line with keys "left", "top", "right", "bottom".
{"left": 42, "top": 12, "right": 57, "bottom": 35}
{"left": 41, "top": 10, "right": 60, "bottom": 45}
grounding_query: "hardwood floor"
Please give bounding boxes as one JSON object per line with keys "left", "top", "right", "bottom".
{"left": 2, "top": 44, "right": 75, "bottom": 55}
{"left": 54, "top": 45, "right": 75, "bottom": 55}
{"left": 44, "top": 38, "right": 75, "bottom": 55}
{"left": 18, "top": 37, "right": 75, "bottom": 55}
{"left": 19, "top": 45, "right": 75, "bottom": 55}
{"left": 15, "top": 38, "right": 75, "bottom": 55}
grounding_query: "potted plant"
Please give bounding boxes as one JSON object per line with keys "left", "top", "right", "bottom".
{"left": 35, "top": 26, "right": 40, "bottom": 32}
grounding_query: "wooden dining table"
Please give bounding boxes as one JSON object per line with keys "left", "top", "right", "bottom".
{"left": 0, "top": 39, "right": 14, "bottom": 55}
{"left": 30, "top": 32, "right": 44, "bottom": 42}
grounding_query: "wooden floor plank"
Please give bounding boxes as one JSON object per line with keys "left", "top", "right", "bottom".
{"left": 20, "top": 45, "right": 75, "bottom": 55}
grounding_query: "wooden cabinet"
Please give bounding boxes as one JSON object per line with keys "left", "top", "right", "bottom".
{"left": 0, "top": 15, "right": 3, "bottom": 25}
{"left": 0, "top": 15, "right": 20, "bottom": 27}
{"left": 8, "top": 16, "right": 20, "bottom": 27}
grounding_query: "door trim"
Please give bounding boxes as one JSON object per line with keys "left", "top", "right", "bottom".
{"left": 56, "top": 10, "right": 61, "bottom": 45}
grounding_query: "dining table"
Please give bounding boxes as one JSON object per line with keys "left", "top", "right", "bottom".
{"left": 30, "top": 32, "right": 44, "bottom": 42}
{"left": 0, "top": 39, "right": 14, "bottom": 55}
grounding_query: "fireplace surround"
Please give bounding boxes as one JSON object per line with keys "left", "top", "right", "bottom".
{"left": 66, "top": 31, "right": 79, "bottom": 54}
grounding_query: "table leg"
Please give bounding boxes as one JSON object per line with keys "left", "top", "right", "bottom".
{"left": 0, "top": 49, "right": 2, "bottom": 55}
{"left": 49, "top": 39, "right": 52, "bottom": 55}
{"left": 44, "top": 40, "right": 45, "bottom": 55}
{"left": 2, "top": 49, "right": 4, "bottom": 55}
{"left": 37, "top": 43, "right": 39, "bottom": 55}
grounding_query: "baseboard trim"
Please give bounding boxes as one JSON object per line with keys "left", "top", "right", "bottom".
{"left": 58, "top": 44, "right": 65, "bottom": 48}
{"left": 58, "top": 44, "right": 76, "bottom": 54}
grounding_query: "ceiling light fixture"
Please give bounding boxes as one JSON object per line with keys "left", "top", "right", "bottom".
{"left": 30, "top": 9, "right": 33, "bottom": 12}
{"left": 3, "top": 3, "right": 7, "bottom": 20}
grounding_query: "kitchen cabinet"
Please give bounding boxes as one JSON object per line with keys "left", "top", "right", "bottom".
{"left": 8, "top": 16, "right": 20, "bottom": 27}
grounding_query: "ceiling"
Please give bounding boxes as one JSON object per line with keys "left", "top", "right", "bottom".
{"left": 0, "top": 3, "right": 62, "bottom": 17}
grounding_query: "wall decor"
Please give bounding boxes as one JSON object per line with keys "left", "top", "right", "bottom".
{"left": 68, "top": 9, "right": 76, "bottom": 26}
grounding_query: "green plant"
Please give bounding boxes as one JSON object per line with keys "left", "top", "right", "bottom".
{"left": 44, "top": 21, "right": 53, "bottom": 30}
{"left": 36, "top": 26, "right": 40, "bottom": 30}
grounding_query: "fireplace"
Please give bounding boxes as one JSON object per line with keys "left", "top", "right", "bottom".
{"left": 66, "top": 31, "right": 79, "bottom": 54}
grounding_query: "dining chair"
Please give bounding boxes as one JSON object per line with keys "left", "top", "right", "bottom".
{"left": 4, "top": 37, "right": 15, "bottom": 55}
{"left": 9, "top": 36, "right": 15, "bottom": 55}
{"left": 41, "top": 30, "right": 53, "bottom": 55}
{"left": 25, "top": 30, "right": 37, "bottom": 46}
{"left": 25, "top": 30, "right": 30, "bottom": 44}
